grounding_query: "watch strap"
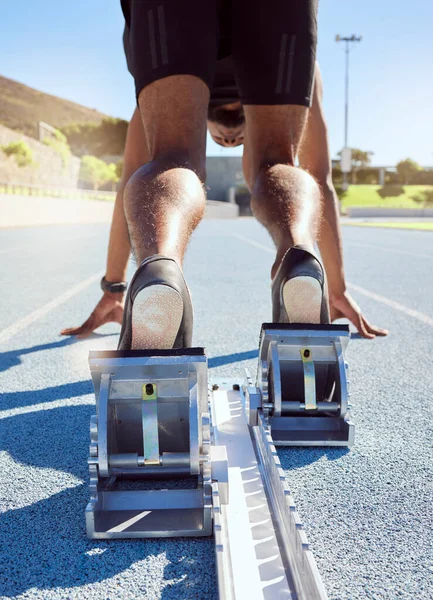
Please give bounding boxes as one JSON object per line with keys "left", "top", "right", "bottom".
{"left": 100, "top": 276, "right": 127, "bottom": 294}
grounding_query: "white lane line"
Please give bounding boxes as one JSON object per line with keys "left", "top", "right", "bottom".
{"left": 346, "top": 283, "right": 433, "bottom": 327}
{"left": 0, "top": 270, "right": 104, "bottom": 345}
{"left": 226, "top": 231, "right": 433, "bottom": 327}
{"left": 345, "top": 241, "right": 433, "bottom": 260}
{"left": 228, "top": 232, "right": 275, "bottom": 254}
{"left": 0, "top": 397, "right": 94, "bottom": 420}
{"left": 107, "top": 511, "right": 152, "bottom": 533}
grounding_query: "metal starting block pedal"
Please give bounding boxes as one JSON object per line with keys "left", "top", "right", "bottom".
{"left": 246, "top": 323, "right": 354, "bottom": 446}
{"left": 86, "top": 348, "right": 228, "bottom": 539}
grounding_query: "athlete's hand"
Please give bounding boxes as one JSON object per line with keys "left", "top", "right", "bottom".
{"left": 60, "top": 292, "right": 124, "bottom": 338}
{"left": 330, "top": 291, "right": 388, "bottom": 339}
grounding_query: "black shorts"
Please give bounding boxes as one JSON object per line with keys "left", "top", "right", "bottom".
{"left": 121, "top": 0, "right": 318, "bottom": 107}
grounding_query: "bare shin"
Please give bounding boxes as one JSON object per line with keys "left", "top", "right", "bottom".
{"left": 244, "top": 105, "right": 321, "bottom": 278}
{"left": 123, "top": 76, "right": 209, "bottom": 267}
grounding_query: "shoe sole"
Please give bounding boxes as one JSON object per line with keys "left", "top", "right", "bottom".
{"left": 131, "top": 285, "right": 184, "bottom": 350}
{"left": 282, "top": 276, "right": 322, "bottom": 323}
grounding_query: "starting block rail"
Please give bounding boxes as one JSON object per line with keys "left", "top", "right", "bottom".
{"left": 211, "top": 381, "right": 327, "bottom": 600}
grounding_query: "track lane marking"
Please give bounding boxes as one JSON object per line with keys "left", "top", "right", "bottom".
{"left": 0, "top": 271, "right": 104, "bottom": 345}
{"left": 0, "top": 397, "right": 94, "bottom": 420}
{"left": 344, "top": 241, "right": 433, "bottom": 260}
{"left": 227, "top": 231, "right": 433, "bottom": 327}
{"left": 346, "top": 283, "right": 433, "bottom": 327}
{"left": 227, "top": 232, "right": 275, "bottom": 254}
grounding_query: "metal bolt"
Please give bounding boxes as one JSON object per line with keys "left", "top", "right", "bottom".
{"left": 232, "top": 383, "right": 240, "bottom": 391}
{"left": 303, "top": 349, "right": 311, "bottom": 359}
{"left": 145, "top": 383, "right": 154, "bottom": 396}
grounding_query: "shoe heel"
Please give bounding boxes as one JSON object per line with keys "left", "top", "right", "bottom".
{"left": 131, "top": 285, "right": 184, "bottom": 350}
{"left": 282, "top": 276, "right": 322, "bottom": 324}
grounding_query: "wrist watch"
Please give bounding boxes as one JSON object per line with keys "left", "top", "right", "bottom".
{"left": 100, "top": 276, "right": 127, "bottom": 294}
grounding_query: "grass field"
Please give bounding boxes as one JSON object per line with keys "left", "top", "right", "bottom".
{"left": 341, "top": 185, "right": 433, "bottom": 209}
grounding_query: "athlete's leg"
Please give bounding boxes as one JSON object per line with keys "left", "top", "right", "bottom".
{"left": 243, "top": 106, "right": 320, "bottom": 279}
{"left": 106, "top": 107, "right": 150, "bottom": 282}
{"left": 124, "top": 76, "right": 209, "bottom": 266}
{"left": 118, "top": 1, "right": 217, "bottom": 349}
{"left": 233, "top": 0, "right": 319, "bottom": 278}
{"left": 122, "top": 0, "right": 217, "bottom": 266}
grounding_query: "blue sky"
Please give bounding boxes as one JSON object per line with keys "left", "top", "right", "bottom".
{"left": 1, "top": 0, "right": 432, "bottom": 165}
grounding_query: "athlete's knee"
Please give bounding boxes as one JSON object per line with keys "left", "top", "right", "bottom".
{"left": 249, "top": 163, "right": 320, "bottom": 224}
{"left": 124, "top": 153, "right": 206, "bottom": 203}
{"left": 250, "top": 161, "right": 318, "bottom": 195}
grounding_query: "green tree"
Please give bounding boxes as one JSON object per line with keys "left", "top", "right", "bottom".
{"left": 337, "top": 148, "right": 374, "bottom": 183}
{"left": 80, "top": 155, "right": 120, "bottom": 190}
{"left": 43, "top": 129, "right": 71, "bottom": 167}
{"left": 396, "top": 158, "right": 422, "bottom": 184}
{"left": 338, "top": 148, "right": 373, "bottom": 168}
{"left": 1, "top": 140, "right": 34, "bottom": 167}
{"left": 351, "top": 149, "right": 373, "bottom": 169}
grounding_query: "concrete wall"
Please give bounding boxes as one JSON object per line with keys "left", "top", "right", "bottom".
{"left": 0, "top": 124, "right": 80, "bottom": 188}
{"left": 205, "top": 156, "right": 245, "bottom": 201}
{"left": 205, "top": 200, "right": 239, "bottom": 218}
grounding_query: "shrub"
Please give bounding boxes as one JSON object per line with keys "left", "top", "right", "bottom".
{"left": 377, "top": 185, "right": 404, "bottom": 198}
{"left": 334, "top": 185, "right": 348, "bottom": 200}
{"left": 1, "top": 140, "right": 34, "bottom": 167}
{"left": 411, "top": 188, "right": 433, "bottom": 206}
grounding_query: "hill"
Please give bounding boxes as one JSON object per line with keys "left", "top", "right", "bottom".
{"left": 0, "top": 74, "right": 110, "bottom": 138}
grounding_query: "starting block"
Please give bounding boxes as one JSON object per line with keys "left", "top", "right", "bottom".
{"left": 86, "top": 348, "right": 228, "bottom": 539}
{"left": 246, "top": 323, "right": 353, "bottom": 446}
{"left": 86, "top": 323, "right": 352, "bottom": 598}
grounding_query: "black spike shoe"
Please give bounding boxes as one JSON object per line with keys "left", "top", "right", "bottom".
{"left": 271, "top": 245, "right": 330, "bottom": 325}
{"left": 118, "top": 255, "right": 193, "bottom": 351}
{"left": 272, "top": 246, "right": 334, "bottom": 404}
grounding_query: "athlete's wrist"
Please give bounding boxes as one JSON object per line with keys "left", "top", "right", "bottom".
{"left": 100, "top": 276, "right": 128, "bottom": 294}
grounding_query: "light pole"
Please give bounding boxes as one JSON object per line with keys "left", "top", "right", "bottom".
{"left": 335, "top": 34, "right": 362, "bottom": 189}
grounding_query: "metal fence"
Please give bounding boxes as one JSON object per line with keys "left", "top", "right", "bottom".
{"left": 0, "top": 182, "right": 116, "bottom": 202}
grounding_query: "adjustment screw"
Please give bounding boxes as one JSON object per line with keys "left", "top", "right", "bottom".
{"left": 145, "top": 383, "right": 154, "bottom": 396}
{"left": 303, "top": 349, "right": 310, "bottom": 359}
{"left": 232, "top": 383, "right": 240, "bottom": 391}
